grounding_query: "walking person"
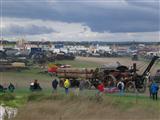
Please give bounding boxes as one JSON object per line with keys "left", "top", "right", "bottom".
{"left": 150, "top": 81, "right": 159, "bottom": 100}
{"left": 52, "top": 79, "right": 58, "bottom": 93}
{"left": 117, "top": 80, "right": 125, "bottom": 96}
{"left": 64, "top": 79, "right": 70, "bottom": 94}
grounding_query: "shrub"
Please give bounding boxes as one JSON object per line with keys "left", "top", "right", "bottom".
{"left": 0, "top": 93, "right": 15, "bottom": 101}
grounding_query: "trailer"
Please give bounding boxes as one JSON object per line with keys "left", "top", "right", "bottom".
{"left": 0, "top": 59, "right": 26, "bottom": 71}
{"left": 56, "top": 68, "right": 94, "bottom": 79}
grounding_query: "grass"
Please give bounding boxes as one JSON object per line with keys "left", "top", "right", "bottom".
{"left": 0, "top": 92, "right": 26, "bottom": 108}
{"left": 0, "top": 87, "right": 159, "bottom": 120}
{"left": 1, "top": 88, "right": 159, "bottom": 106}
{"left": 1, "top": 57, "right": 160, "bottom": 120}
{"left": 1, "top": 59, "right": 99, "bottom": 90}
{"left": 54, "top": 59, "right": 100, "bottom": 68}
{"left": 1, "top": 68, "right": 51, "bottom": 80}
{"left": 11, "top": 92, "right": 160, "bottom": 120}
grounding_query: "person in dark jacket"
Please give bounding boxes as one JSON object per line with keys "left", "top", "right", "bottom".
{"left": 52, "top": 79, "right": 58, "bottom": 93}
{"left": 74, "top": 80, "right": 80, "bottom": 96}
{"left": 8, "top": 83, "right": 15, "bottom": 92}
{"left": 150, "top": 82, "right": 159, "bottom": 100}
{"left": 34, "top": 80, "right": 39, "bottom": 89}
{"left": 30, "top": 80, "right": 42, "bottom": 91}
{"left": 148, "top": 79, "right": 152, "bottom": 98}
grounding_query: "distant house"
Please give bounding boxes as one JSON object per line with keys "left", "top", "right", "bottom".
{"left": 146, "top": 51, "right": 160, "bottom": 56}
{"left": 116, "top": 47, "right": 129, "bottom": 56}
{"left": 97, "top": 46, "right": 111, "bottom": 53}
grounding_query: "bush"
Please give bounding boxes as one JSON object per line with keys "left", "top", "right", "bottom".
{"left": 0, "top": 93, "right": 15, "bottom": 101}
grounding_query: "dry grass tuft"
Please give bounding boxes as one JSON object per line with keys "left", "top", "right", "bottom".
{"left": 14, "top": 94, "right": 160, "bottom": 120}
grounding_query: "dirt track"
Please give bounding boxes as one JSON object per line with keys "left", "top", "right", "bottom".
{"left": 77, "top": 57, "right": 159, "bottom": 75}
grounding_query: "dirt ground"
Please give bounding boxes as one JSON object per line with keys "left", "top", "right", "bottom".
{"left": 77, "top": 57, "right": 159, "bottom": 75}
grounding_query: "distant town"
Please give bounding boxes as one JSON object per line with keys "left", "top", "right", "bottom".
{"left": 0, "top": 39, "right": 160, "bottom": 59}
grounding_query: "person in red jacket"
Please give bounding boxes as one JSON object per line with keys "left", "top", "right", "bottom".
{"left": 96, "top": 82, "right": 105, "bottom": 100}
{"left": 97, "top": 82, "right": 104, "bottom": 93}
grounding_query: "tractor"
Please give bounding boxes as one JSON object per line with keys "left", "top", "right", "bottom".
{"left": 97, "top": 56, "right": 159, "bottom": 93}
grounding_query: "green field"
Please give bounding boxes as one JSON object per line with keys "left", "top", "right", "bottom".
{"left": 1, "top": 59, "right": 99, "bottom": 90}
{"left": 54, "top": 59, "right": 100, "bottom": 68}
{"left": 1, "top": 58, "right": 160, "bottom": 120}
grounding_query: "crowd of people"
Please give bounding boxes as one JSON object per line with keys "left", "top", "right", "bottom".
{"left": 0, "top": 83, "right": 15, "bottom": 93}
{"left": 0, "top": 78, "right": 159, "bottom": 100}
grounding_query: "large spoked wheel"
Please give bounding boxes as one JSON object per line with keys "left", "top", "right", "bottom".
{"left": 137, "top": 84, "right": 146, "bottom": 93}
{"left": 104, "top": 74, "right": 117, "bottom": 87}
{"left": 84, "top": 80, "right": 92, "bottom": 89}
{"left": 126, "top": 81, "right": 136, "bottom": 93}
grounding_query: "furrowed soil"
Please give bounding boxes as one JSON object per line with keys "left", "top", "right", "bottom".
{"left": 77, "top": 57, "right": 159, "bottom": 75}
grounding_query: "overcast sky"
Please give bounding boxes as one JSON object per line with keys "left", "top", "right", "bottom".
{"left": 0, "top": 0, "right": 160, "bottom": 42}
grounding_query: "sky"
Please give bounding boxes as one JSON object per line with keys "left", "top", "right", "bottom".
{"left": 0, "top": 0, "right": 160, "bottom": 42}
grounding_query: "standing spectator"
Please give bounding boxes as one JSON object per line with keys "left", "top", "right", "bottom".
{"left": 96, "top": 82, "right": 104, "bottom": 101}
{"left": 97, "top": 82, "right": 104, "bottom": 94}
{"left": 79, "top": 80, "right": 85, "bottom": 91}
{"left": 148, "top": 79, "right": 153, "bottom": 98}
{"left": 70, "top": 78, "right": 76, "bottom": 94}
{"left": 75, "top": 80, "right": 80, "bottom": 96}
{"left": 8, "top": 83, "right": 15, "bottom": 92}
{"left": 150, "top": 81, "right": 159, "bottom": 100}
{"left": 117, "top": 80, "right": 125, "bottom": 96}
{"left": 52, "top": 79, "right": 58, "bottom": 93}
{"left": 59, "top": 78, "right": 64, "bottom": 87}
{"left": 64, "top": 79, "right": 70, "bottom": 94}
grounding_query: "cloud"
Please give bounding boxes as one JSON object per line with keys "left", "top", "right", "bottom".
{"left": 126, "top": 0, "right": 159, "bottom": 10}
{"left": 1, "top": 0, "right": 159, "bottom": 33}
{"left": 1, "top": 17, "right": 89, "bottom": 36}
{"left": 2, "top": 17, "right": 159, "bottom": 42}
{"left": 2, "top": 24, "right": 55, "bottom": 36}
